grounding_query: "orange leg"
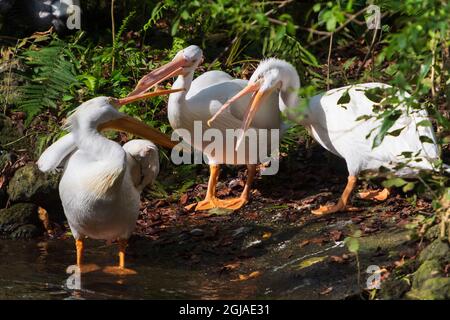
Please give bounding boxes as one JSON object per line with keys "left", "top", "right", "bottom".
{"left": 186, "top": 164, "right": 221, "bottom": 211}
{"left": 76, "top": 239, "right": 84, "bottom": 267}
{"left": 312, "top": 176, "right": 357, "bottom": 215}
{"left": 119, "top": 239, "right": 127, "bottom": 269}
{"left": 358, "top": 188, "right": 390, "bottom": 201}
{"left": 218, "top": 164, "right": 257, "bottom": 210}
{"left": 75, "top": 238, "right": 100, "bottom": 273}
{"left": 103, "top": 239, "right": 136, "bottom": 275}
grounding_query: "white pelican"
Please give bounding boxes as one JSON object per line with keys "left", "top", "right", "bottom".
{"left": 130, "top": 46, "right": 283, "bottom": 211}
{"left": 209, "top": 58, "right": 444, "bottom": 215}
{"left": 37, "top": 77, "right": 181, "bottom": 273}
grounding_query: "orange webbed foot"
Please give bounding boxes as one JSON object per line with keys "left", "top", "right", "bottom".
{"left": 358, "top": 188, "right": 390, "bottom": 201}
{"left": 103, "top": 266, "right": 137, "bottom": 276}
{"left": 185, "top": 198, "right": 220, "bottom": 211}
{"left": 194, "top": 197, "right": 221, "bottom": 211}
{"left": 215, "top": 197, "right": 248, "bottom": 211}
{"left": 311, "top": 203, "right": 346, "bottom": 216}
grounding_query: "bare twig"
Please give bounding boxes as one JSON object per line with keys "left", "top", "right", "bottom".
{"left": 111, "top": 0, "right": 116, "bottom": 72}
{"left": 307, "top": 7, "right": 368, "bottom": 48}
{"left": 327, "top": 33, "right": 333, "bottom": 90}
{"left": 297, "top": 26, "right": 330, "bottom": 36}
{"left": 430, "top": 37, "right": 437, "bottom": 98}
{"left": 343, "top": 13, "right": 366, "bottom": 25}
{"left": 3, "top": 40, "right": 19, "bottom": 114}
{"left": 356, "top": 27, "right": 378, "bottom": 78}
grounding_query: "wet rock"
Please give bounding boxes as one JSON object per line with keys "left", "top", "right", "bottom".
{"left": 424, "top": 225, "right": 440, "bottom": 241}
{"left": 0, "top": 203, "right": 44, "bottom": 239}
{"left": 379, "top": 278, "right": 410, "bottom": 300}
{"left": 358, "top": 230, "right": 411, "bottom": 253}
{"left": 418, "top": 239, "right": 450, "bottom": 263}
{"left": 0, "top": 151, "right": 17, "bottom": 208}
{"left": 407, "top": 278, "right": 450, "bottom": 300}
{"left": 404, "top": 238, "right": 450, "bottom": 300}
{"left": 7, "top": 164, "right": 65, "bottom": 223}
{"left": 190, "top": 228, "right": 204, "bottom": 237}
{"left": 412, "top": 259, "right": 443, "bottom": 289}
{"left": 0, "top": 114, "right": 29, "bottom": 151}
{"left": 232, "top": 226, "right": 251, "bottom": 238}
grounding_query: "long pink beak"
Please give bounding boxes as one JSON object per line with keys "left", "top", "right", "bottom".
{"left": 115, "top": 55, "right": 189, "bottom": 106}
{"left": 207, "top": 80, "right": 271, "bottom": 150}
{"left": 207, "top": 81, "right": 261, "bottom": 127}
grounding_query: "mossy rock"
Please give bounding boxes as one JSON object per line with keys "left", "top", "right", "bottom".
{"left": 0, "top": 151, "right": 17, "bottom": 208}
{"left": 358, "top": 230, "right": 411, "bottom": 253}
{"left": 412, "top": 259, "right": 443, "bottom": 289}
{"left": 379, "top": 278, "right": 411, "bottom": 300}
{"left": 424, "top": 224, "right": 440, "bottom": 241}
{"left": 407, "top": 278, "right": 450, "bottom": 300}
{"left": 419, "top": 239, "right": 450, "bottom": 264}
{"left": 0, "top": 114, "right": 30, "bottom": 152}
{"left": 7, "top": 164, "right": 65, "bottom": 223}
{"left": 0, "top": 203, "right": 43, "bottom": 239}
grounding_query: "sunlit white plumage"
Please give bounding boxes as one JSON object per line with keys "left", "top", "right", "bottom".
{"left": 159, "top": 46, "right": 284, "bottom": 210}
{"left": 168, "top": 47, "right": 282, "bottom": 163}
{"left": 37, "top": 88, "right": 177, "bottom": 272}
{"left": 211, "top": 58, "right": 444, "bottom": 214}
{"left": 39, "top": 97, "right": 159, "bottom": 242}
{"left": 303, "top": 83, "right": 439, "bottom": 176}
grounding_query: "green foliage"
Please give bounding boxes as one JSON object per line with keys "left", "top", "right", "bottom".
{"left": 18, "top": 40, "right": 79, "bottom": 124}
{"left": 0, "top": 0, "right": 448, "bottom": 212}
{"left": 344, "top": 230, "right": 362, "bottom": 253}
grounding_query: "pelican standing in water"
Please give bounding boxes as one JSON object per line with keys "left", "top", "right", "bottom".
{"left": 38, "top": 75, "right": 182, "bottom": 273}
{"left": 210, "top": 58, "right": 445, "bottom": 215}
{"left": 130, "top": 46, "right": 283, "bottom": 211}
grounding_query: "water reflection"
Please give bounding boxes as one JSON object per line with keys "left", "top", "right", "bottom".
{"left": 0, "top": 239, "right": 265, "bottom": 299}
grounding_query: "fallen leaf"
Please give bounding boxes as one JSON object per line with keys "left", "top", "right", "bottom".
{"left": 231, "top": 271, "right": 262, "bottom": 281}
{"left": 330, "top": 254, "right": 350, "bottom": 264}
{"left": 223, "top": 262, "right": 240, "bottom": 271}
{"left": 329, "top": 230, "right": 343, "bottom": 241}
{"left": 298, "top": 256, "right": 327, "bottom": 270}
{"left": 262, "top": 232, "right": 272, "bottom": 240}
{"left": 154, "top": 200, "right": 167, "bottom": 208}
{"left": 320, "top": 287, "right": 333, "bottom": 295}
{"left": 299, "top": 240, "right": 310, "bottom": 247}
{"left": 330, "top": 255, "right": 344, "bottom": 263}
{"left": 310, "top": 237, "right": 328, "bottom": 245}
{"left": 351, "top": 216, "right": 363, "bottom": 223}
{"left": 179, "top": 193, "right": 189, "bottom": 205}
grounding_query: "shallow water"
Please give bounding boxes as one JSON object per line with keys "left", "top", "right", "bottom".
{"left": 0, "top": 238, "right": 344, "bottom": 299}
{"left": 0, "top": 211, "right": 411, "bottom": 300}
{"left": 0, "top": 239, "right": 257, "bottom": 299}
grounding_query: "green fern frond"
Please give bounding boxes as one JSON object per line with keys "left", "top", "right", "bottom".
{"left": 18, "top": 40, "right": 79, "bottom": 125}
